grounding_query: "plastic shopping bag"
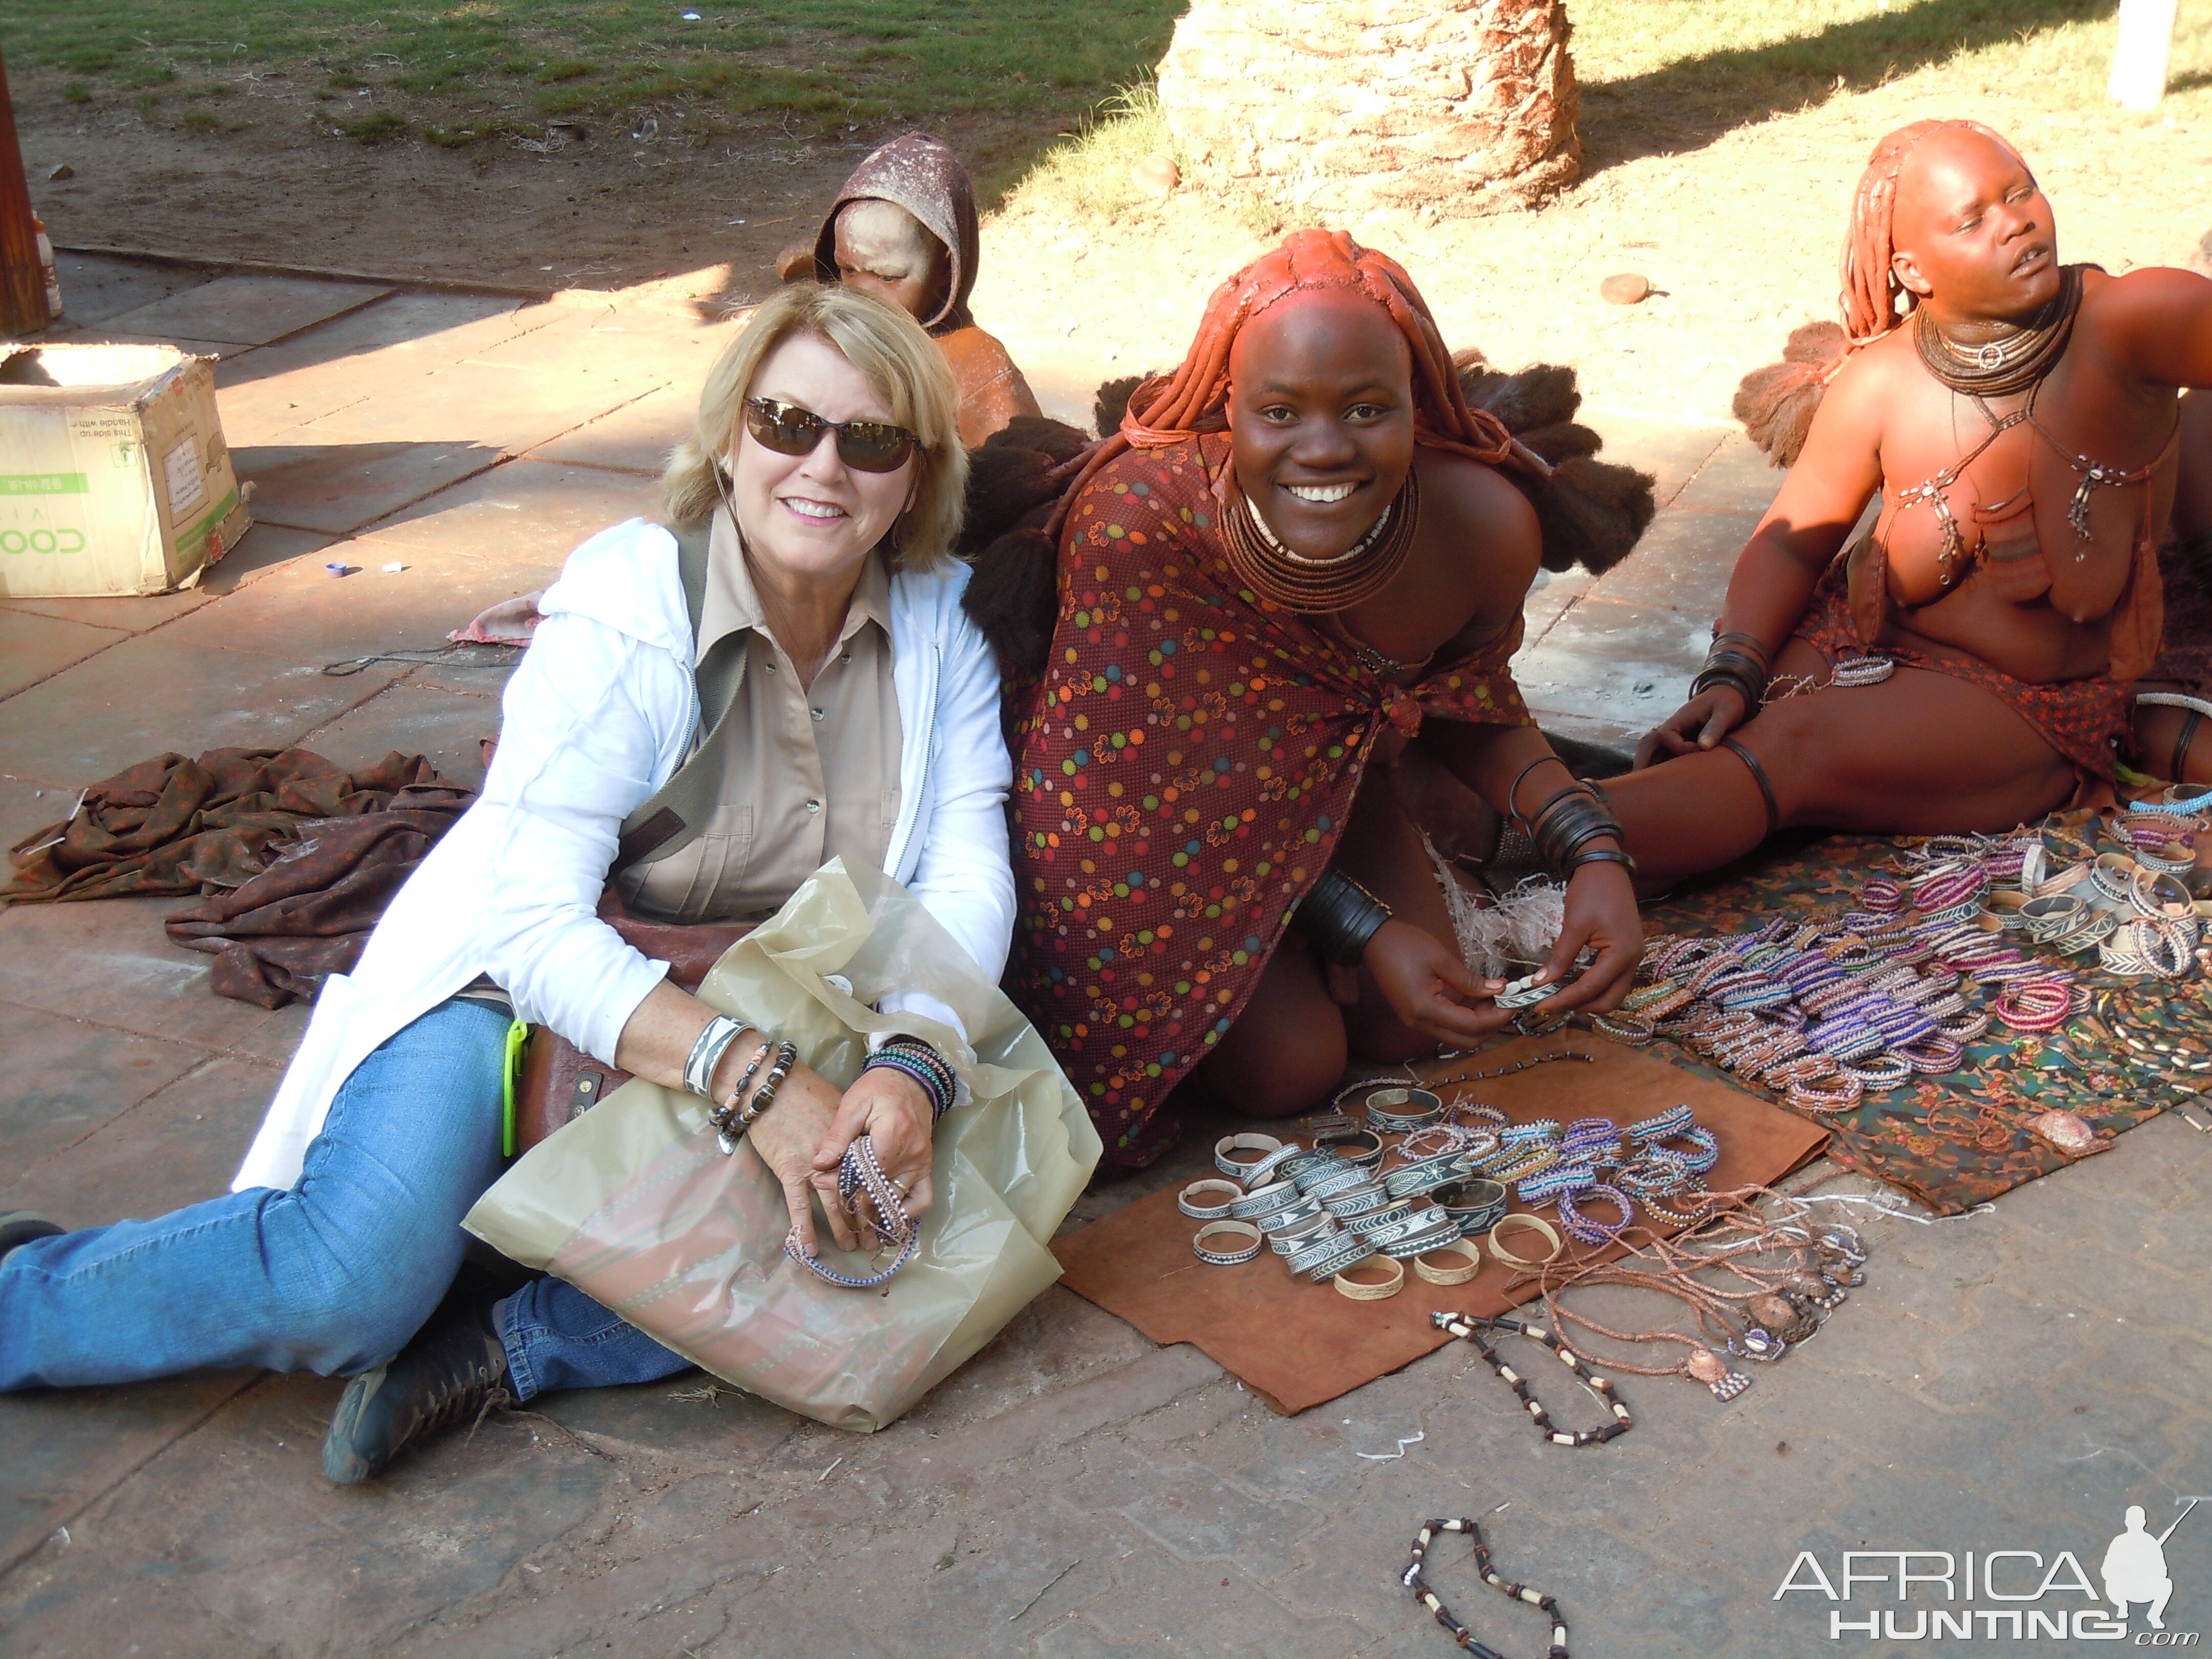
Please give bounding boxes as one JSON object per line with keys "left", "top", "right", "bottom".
{"left": 462, "top": 857, "right": 1101, "bottom": 1431}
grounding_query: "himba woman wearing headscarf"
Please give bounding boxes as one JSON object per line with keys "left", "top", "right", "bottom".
{"left": 1613, "top": 118, "right": 2212, "bottom": 893}
{"left": 805, "top": 131, "right": 1045, "bottom": 450}
{"left": 974, "top": 229, "right": 1654, "bottom": 1165}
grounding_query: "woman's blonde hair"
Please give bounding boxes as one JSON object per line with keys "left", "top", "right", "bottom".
{"left": 663, "top": 282, "right": 968, "bottom": 572}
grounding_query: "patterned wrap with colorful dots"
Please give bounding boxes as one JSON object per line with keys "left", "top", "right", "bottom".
{"left": 1008, "top": 432, "right": 1532, "bottom": 1165}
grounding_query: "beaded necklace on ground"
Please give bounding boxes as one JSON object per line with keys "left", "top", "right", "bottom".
{"left": 1403, "top": 1516, "right": 1570, "bottom": 1659}
{"left": 1219, "top": 469, "right": 1421, "bottom": 614}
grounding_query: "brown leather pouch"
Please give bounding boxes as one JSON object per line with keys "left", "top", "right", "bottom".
{"left": 511, "top": 887, "right": 751, "bottom": 1153}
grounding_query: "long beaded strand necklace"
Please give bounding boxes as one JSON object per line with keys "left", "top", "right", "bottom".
{"left": 1403, "top": 1516, "right": 1571, "bottom": 1659}
{"left": 1434, "top": 1311, "right": 1634, "bottom": 1447}
{"left": 1219, "top": 469, "right": 1421, "bottom": 614}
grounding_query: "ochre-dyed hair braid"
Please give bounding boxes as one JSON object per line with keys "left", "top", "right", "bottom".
{"left": 1837, "top": 117, "right": 2027, "bottom": 352}
{"left": 1046, "top": 228, "right": 1549, "bottom": 540}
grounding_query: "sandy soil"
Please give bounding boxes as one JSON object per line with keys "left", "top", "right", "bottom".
{"left": 17, "top": 62, "right": 2212, "bottom": 426}
{"left": 979, "top": 82, "right": 2212, "bottom": 430}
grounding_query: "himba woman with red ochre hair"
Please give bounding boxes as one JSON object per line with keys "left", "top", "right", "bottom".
{"left": 968, "top": 228, "right": 1654, "bottom": 1164}
{"left": 1609, "top": 118, "right": 2212, "bottom": 893}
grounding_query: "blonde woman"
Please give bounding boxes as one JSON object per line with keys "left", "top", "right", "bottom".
{"left": 0, "top": 285, "right": 1014, "bottom": 1482}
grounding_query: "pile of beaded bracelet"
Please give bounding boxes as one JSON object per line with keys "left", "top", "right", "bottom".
{"left": 1559, "top": 1118, "right": 1622, "bottom": 1164}
{"left": 1993, "top": 975, "right": 2076, "bottom": 1033}
{"left": 862, "top": 1034, "right": 958, "bottom": 1121}
{"left": 711, "top": 1038, "right": 797, "bottom": 1154}
{"left": 2101, "top": 917, "right": 2195, "bottom": 979}
{"left": 1516, "top": 1161, "right": 1596, "bottom": 1208}
{"left": 1558, "top": 1183, "right": 1633, "bottom": 1246}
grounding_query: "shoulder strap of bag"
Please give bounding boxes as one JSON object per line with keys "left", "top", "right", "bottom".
{"left": 611, "top": 519, "right": 749, "bottom": 874}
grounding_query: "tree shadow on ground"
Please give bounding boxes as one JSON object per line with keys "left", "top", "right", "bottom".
{"left": 1578, "top": 0, "right": 2118, "bottom": 174}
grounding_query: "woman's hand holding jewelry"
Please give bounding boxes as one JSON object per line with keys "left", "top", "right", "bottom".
{"left": 728, "top": 1057, "right": 853, "bottom": 1256}
{"left": 1363, "top": 918, "right": 1508, "bottom": 1046}
{"left": 1633, "top": 685, "right": 1748, "bottom": 769}
{"left": 812, "top": 1067, "right": 936, "bottom": 1245}
{"left": 1527, "top": 858, "right": 1641, "bottom": 1015}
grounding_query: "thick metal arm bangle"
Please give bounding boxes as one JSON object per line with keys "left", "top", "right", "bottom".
{"left": 1293, "top": 869, "right": 1393, "bottom": 967}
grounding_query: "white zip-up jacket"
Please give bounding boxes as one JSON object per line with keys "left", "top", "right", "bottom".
{"left": 231, "top": 518, "right": 1016, "bottom": 1193}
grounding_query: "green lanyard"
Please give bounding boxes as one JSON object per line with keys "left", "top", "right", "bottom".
{"left": 501, "top": 1017, "right": 529, "bottom": 1158}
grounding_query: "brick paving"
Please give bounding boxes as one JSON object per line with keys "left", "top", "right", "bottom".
{"left": 3, "top": 256, "right": 2209, "bottom": 1657}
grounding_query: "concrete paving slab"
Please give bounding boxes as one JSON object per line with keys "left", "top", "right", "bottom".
{"left": 1514, "top": 593, "right": 1711, "bottom": 737}
{"left": 102, "top": 275, "right": 394, "bottom": 349}
{"left": 1674, "top": 430, "right": 1788, "bottom": 516}
{"left": 0, "top": 1055, "right": 277, "bottom": 1227}
{"left": 94, "top": 333, "right": 260, "bottom": 362}
{"left": 528, "top": 382, "right": 693, "bottom": 475}
{"left": 463, "top": 303, "right": 734, "bottom": 384}
{"left": 212, "top": 297, "right": 555, "bottom": 451}
{"left": 1583, "top": 412, "right": 1731, "bottom": 509}
{"left": 50, "top": 252, "right": 212, "bottom": 328}
{"left": 353, "top": 458, "right": 664, "bottom": 564}
{"left": 0, "top": 630, "right": 403, "bottom": 787}
{"left": 0, "top": 998, "right": 211, "bottom": 1176}
{"left": 0, "top": 1371, "right": 256, "bottom": 1579}
{"left": 236, "top": 437, "right": 507, "bottom": 537}
{"left": 297, "top": 682, "right": 501, "bottom": 792}
{"left": 199, "top": 522, "right": 342, "bottom": 596}
{"left": 0, "top": 609, "right": 124, "bottom": 698}
{"left": 1591, "top": 506, "right": 1761, "bottom": 619}
{"left": 158, "top": 546, "right": 557, "bottom": 672}
{"left": 1520, "top": 566, "right": 1592, "bottom": 647}
{"left": 299, "top": 360, "right": 661, "bottom": 460}
{"left": 2, "top": 582, "right": 220, "bottom": 634}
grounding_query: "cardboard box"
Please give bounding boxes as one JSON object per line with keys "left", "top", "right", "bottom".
{"left": 0, "top": 342, "right": 252, "bottom": 598}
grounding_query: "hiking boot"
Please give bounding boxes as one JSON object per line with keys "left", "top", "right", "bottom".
{"left": 0, "top": 1212, "right": 62, "bottom": 1266}
{"left": 322, "top": 1300, "right": 511, "bottom": 1485}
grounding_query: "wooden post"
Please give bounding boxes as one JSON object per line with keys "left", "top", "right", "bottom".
{"left": 2110, "top": 0, "right": 2179, "bottom": 111}
{"left": 0, "top": 42, "right": 52, "bottom": 336}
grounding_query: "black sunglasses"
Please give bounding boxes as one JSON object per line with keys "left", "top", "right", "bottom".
{"left": 742, "top": 397, "right": 917, "bottom": 473}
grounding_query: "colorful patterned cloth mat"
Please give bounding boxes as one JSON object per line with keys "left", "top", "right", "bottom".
{"left": 1635, "top": 813, "right": 2209, "bottom": 1216}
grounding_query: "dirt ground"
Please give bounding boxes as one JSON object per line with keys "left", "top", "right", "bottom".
{"left": 12, "top": 74, "right": 1052, "bottom": 306}
{"left": 14, "top": 43, "right": 2212, "bottom": 425}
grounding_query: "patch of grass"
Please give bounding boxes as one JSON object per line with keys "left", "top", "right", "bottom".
{"left": 62, "top": 81, "right": 91, "bottom": 103}
{"left": 423, "top": 119, "right": 494, "bottom": 146}
{"left": 1003, "top": 84, "right": 1185, "bottom": 222}
{"left": 0, "top": 0, "right": 1186, "bottom": 141}
{"left": 182, "top": 108, "right": 222, "bottom": 131}
{"left": 332, "top": 108, "right": 407, "bottom": 143}
{"left": 1571, "top": 0, "right": 2212, "bottom": 155}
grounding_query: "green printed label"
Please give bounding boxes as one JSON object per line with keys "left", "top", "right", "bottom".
{"left": 0, "top": 472, "right": 90, "bottom": 496}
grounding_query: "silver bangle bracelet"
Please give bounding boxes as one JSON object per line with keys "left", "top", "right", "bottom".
{"left": 683, "top": 1015, "right": 745, "bottom": 1098}
{"left": 1193, "top": 1220, "right": 1264, "bottom": 1265}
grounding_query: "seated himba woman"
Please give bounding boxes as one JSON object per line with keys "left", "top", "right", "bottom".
{"left": 973, "top": 230, "right": 1653, "bottom": 1165}
{"left": 1608, "top": 119, "right": 2212, "bottom": 893}
{"left": 0, "top": 284, "right": 1016, "bottom": 1481}
{"left": 2132, "top": 387, "right": 2212, "bottom": 778}
{"left": 798, "top": 131, "right": 1043, "bottom": 450}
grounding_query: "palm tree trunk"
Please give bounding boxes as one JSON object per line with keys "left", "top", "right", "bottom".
{"left": 1158, "top": 0, "right": 1580, "bottom": 222}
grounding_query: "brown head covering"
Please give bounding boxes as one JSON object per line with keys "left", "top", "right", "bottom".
{"left": 811, "top": 131, "right": 981, "bottom": 335}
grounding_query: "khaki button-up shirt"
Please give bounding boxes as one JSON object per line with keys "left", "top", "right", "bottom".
{"left": 622, "top": 513, "right": 902, "bottom": 924}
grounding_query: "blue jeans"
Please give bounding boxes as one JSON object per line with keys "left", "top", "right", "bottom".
{"left": 0, "top": 999, "right": 690, "bottom": 1399}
